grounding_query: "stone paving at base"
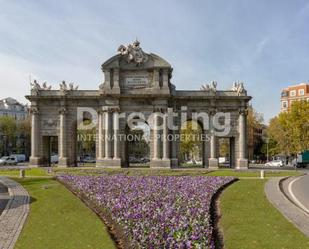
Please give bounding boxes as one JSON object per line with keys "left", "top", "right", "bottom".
{"left": 0, "top": 177, "right": 30, "bottom": 249}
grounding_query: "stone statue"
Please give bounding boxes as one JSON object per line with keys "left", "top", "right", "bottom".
{"left": 60, "top": 80, "right": 68, "bottom": 91}
{"left": 42, "top": 82, "right": 52, "bottom": 90}
{"left": 117, "top": 39, "right": 148, "bottom": 66}
{"left": 30, "top": 80, "right": 44, "bottom": 95}
{"left": 200, "top": 84, "right": 210, "bottom": 91}
{"left": 30, "top": 80, "right": 53, "bottom": 94}
{"left": 201, "top": 81, "right": 217, "bottom": 93}
{"left": 231, "top": 82, "right": 238, "bottom": 91}
{"left": 69, "top": 82, "right": 79, "bottom": 90}
{"left": 210, "top": 81, "right": 217, "bottom": 93}
{"left": 231, "top": 81, "right": 246, "bottom": 95}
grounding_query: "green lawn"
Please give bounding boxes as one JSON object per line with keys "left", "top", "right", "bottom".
{"left": 219, "top": 179, "right": 309, "bottom": 249}
{"left": 1, "top": 168, "right": 306, "bottom": 249}
{"left": 14, "top": 178, "right": 115, "bottom": 249}
{"left": 207, "top": 169, "right": 302, "bottom": 177}
{"left": 0, "top": 168, "right": 49, "bottom": 177}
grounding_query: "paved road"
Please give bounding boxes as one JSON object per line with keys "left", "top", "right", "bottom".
{"left": 0, "top": 183, "right": 9, "bottom": 215}
{"left": 288, "top": 174, "right": 309, "bottom": 213}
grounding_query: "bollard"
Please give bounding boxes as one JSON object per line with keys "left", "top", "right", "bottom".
{"left": 20, "top": 169, "right": 25, "bottom": 178}
{"left": 260, "top": 170, "right": 265, "bottom": 179}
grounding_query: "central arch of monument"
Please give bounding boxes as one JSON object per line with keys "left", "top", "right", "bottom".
{"left": 26, "top": 40, "right": 251, "bottom": 169}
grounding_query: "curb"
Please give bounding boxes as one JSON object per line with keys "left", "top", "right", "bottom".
{"left": 265, "top": 177, "right": 309, "bottom": 237}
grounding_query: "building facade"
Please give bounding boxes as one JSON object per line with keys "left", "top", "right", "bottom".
{"left": 0, "top": 97, "right": 28, "bottom": 120}
{"left": 281, "top": 83, "right": 309, "bottom": 112}
{"left": 26, "top": 41, "right": 251, "bottom": 169}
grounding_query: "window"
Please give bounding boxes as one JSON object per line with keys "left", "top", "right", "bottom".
{"left": 282, "top": 101, "right": 288, "bottom": 108}
{"left": 281, "top": 91, "right": 288, "bottom": 97}
{"left": 290, "top": 90, "right": 296, "bottom": 97}
{"left": 298, "top": 89, "right": 305, "bottom": 96}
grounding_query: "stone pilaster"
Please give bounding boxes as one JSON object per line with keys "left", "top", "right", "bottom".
{"left": 153, "top": 69, "right": 160, "bottom": 89}
{"left": 113, "top": 69, "right": 120, "bottom": 89}
{"left": 58, "top": 107, "right": 68, "bottom": 167}
{"left": 104, "top": 70, "right": 111, "bottom": 90}
{"left": 161, "top": 69, "right": 170, "bottom": 93}
{"left": 29, "top": 106, "right": 41, "bottom": 166}
{"left": 236, "top": 109, "right": 248, "bottom": 169}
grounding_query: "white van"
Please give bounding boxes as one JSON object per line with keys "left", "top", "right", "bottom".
{"left": 10, "top": 154, "right": 26, "bottom": 162}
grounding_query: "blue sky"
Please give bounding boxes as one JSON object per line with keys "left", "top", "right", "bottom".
{"left": 0, "top": 0, "right": 308, "bottom": 122}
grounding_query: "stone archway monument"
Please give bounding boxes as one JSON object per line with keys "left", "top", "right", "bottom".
{"left": 26, "top": 40, "right": 251, "bottom": 169}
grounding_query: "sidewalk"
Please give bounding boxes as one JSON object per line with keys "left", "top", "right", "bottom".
{"left": 0, "top": 177, "right": 30, "bottom": 249}
{"left": 265, "top": 177, "right": 309, "bottom": 237}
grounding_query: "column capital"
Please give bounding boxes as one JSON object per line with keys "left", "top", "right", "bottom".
{"left": 208, "top": 108, "right": 217, "bottom": 116}
{"left": 30, "top": 106, "right": 39, "bottom": 115}
{"left": 97, "top": 108, "right": 104, "bottom": 115}
{"left": 153, "top": 107, "right": 164, "bottom": 113}
{"left": 59, "top": 107, "right": 67, "bottom": 115}
{"left": 239, "top": 108, "right": 248, "bottom": 115}
{"left": 111, "top": 107, "right": 120, "bottom": 113}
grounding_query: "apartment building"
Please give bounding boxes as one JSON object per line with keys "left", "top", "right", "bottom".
{"left": 281, "top": 83, "right": 309, "bottom": 111}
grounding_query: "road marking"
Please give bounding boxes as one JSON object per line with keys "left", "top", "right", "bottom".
{"left": 288, "top": 175, "right": 309, "bottom": 215}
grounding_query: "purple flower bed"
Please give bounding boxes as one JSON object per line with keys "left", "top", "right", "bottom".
{"left": 58, "top": 175, "right": 234, "bottom": 249}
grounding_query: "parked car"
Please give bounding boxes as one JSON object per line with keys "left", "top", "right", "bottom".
{"left": 82, "top": 156, "right": 96, "bottom": 163}
{"left": 265, "top": 160, "right": 283, "bottom": 167}
{"left": 10, "top": 154, "right": 26, "bottom": 162}
{"left": 0, "top": 156, "right": 18, "bottom": 166}
{"left": 51, "top": 154, "right": 59, "bottom": 164}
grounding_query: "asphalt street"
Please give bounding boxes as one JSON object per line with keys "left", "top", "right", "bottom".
{"left": 289, "top": 174, "right": 309, "bottom": 213}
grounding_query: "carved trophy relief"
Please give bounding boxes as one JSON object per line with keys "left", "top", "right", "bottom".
{"left": 117, "top": 40, "right": 148, "bottom": 66}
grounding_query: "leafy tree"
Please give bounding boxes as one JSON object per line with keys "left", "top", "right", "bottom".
{"left": 247, "top": 106, "right": 265, "bottom": 160}
{"left": 0, "top": 116, "right": 17, "bottom": 155}
{"left": 180, "top": 121, "right": 203, "bottom": 161}
{"left": 267, "top": 100, "right": 309, "bottom": 156}
{"left": 17, "top": 116, "right": 31, "bottom": 156}
{"left": 77, "top": 119, "right": 96, "bottom": 157}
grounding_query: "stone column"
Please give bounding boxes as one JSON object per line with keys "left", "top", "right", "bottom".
{"left": 162, "top": 112, "right": 171, "bottom": 167}
{"left": 97, "top": 110, "right": 104, "bottom": 159}
{"left": 29, "top": 106, "right": 40, "bottom": 166}
{"left": 162, "top": 113, "right": 169, "bottom": 159}
{"left": 236, "top": 109, "right": 248, "bottom": 169}
{"left": 113, "top": 109, "right": 120, "bottom": 159}
{"left": 58, "top": 107, "right": 68, "bottom": 167}
{"left": 104, "top": 110, "right": 112, "bottom": 159}
{"left": 153, "top": 112, "right": 160, "bottom": 160}
{"left": 208, "top": 111, "right": 218, "bottom": 168}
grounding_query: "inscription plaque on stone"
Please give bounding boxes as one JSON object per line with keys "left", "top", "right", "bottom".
{"left": 124, "top": 74, "right": 149, "bottom": 89}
